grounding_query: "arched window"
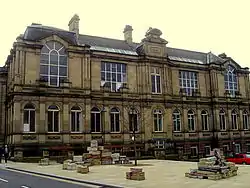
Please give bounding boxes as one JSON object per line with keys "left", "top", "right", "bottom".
{"left": 243, "top": 110, "right": 249, "bottom": 130}
{"left": 48, "top": 105, "right": 60, "bottom": 132}
{"left": 129, "top": 108, "right": 138, "bottom": 132}
{"left": 231, "top": 109, "right": 238, "bottom": 130}
{"left": 91, "top": 107, "right": 101, "bottom": 133}
{"left": 110, "top": 108, "right": 120, "bottom": 132}
{"left": 71, "top": 106, "right": 82, "bottom": 132}
{"left": 153, "top": 109, "right": 163, "bottom": 132}
{"left": 224, "top": 65, "right": 238, "bottom": 96}
{"left": 188, "top": 110, "right": 195, "bottom": 131}
{"left": 40, "top": 41, "right": 68, "bottom": 87}
{"left": 219, "top": 110, "right": 226, "bottom": 131}
{"left": 23, "top": 103, "right": 36, "bottom": 132}
{"left": 172, "top": 109, "right": 181, "bottom": 132}
{"left": 201, "top": 110, "right": 209, "bottom": 131}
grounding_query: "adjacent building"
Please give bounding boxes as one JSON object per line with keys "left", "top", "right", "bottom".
{"left": 3, "top": 14, "right": 250, "bottom": 159}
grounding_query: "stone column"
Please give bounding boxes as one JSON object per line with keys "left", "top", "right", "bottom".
{"left": 39, "top": 103, "right": 46, "bottom": 132}
{"left": 13, "top": 102, "right": 21, "bottom": 133}
{"left": 62, "top": 103, "right": 69, "bottom": 132}
{"left": 197, "top": 109, "right": 201, "bottom": 131}
{"left": 183, "top": 108, "right": 188, "bottom": 132}
{"left": 84, "top": 104, "right": 91, "bottom": 133}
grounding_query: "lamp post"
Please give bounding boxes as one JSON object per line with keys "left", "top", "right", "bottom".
{"left": 131, "top": 106, "right": 137, "bottom": 166}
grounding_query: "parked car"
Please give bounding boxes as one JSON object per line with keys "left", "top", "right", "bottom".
{"left": 226, "top": 153, "right": 250, "bottom": 165}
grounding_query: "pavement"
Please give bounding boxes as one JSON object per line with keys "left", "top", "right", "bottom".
{"left": 0, "top": 165, "right": 99, "bottom": 188}
{"left": 2, "top": 160, "right": 250, "bottom": 188}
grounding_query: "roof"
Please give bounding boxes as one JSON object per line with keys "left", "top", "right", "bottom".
{"left": 22, "top": 23, "right": 225, "bottom": 65}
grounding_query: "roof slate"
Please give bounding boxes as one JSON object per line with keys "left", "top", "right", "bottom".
{"left": 22, "top": 23, "right": 225, "bottom": 65}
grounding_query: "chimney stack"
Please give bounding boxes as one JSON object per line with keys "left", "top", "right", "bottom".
{"left": 68, "top": 14, "right": 80, "bottom": 40}
{"left": 123, "top": 25, "right": 133, "bottom": 44}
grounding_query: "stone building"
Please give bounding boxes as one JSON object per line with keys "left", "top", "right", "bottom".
{"left": 3, "top": 14, "right": 250, "bottom": 158}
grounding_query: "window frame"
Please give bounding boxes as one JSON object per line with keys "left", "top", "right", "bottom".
{"left": 224, "top": 65, "right": 238, "bottom": 97}
{"left": 155, "top": 140, "right": 165, "bottom": 149}
{"left": 40, "top": 41, "right": 68, "bottom": 87}
{"left": 23, "top": 104, "right": 36, "bottom": 133}
{"left": 204, "top": 146, "right": 211, "bottom": 156}
{"left": 201, "top": 110, "right": 209, "bottom": 131}
{"left": 47, "top": 105, "right": 60, "bottom": 133}
{"left": 243, "top": 110, "right": 249, "bottom": 130}
{"left": 219, "top": 110, "right": 226, "bottom": 131}
{"left": 100, "top": 61, "right": 127, "bottom": 92}
{"left": 151, "top": 68, "right": 162, "bottom": 94}
{"left": 110, "top": 108, "right": 120, "bottom": 133}
{"left": 190, "top": 146, "right": 198, "bottom": 157}
{"left": 129, "top": 109, "right": 139, "bottom": 133}
{"left": 153, "top": 109, "right": 163, "bottom": 132}
{"left": 70, "top": 106, "right": 82, "bottom": 133}
{"left": 231, "top": 110, "right": 238, "bottom": 130}
{"left": 91, "top": 107, "right": 102, "bottom": 133}
{"left": 188, "top": 110, "right": 195, "bottom": 132}
{"left": 173, "top": 110, "right": 181, "bottom": 132}
{"left": 179, "top": 71, "right": 198, "bottom": 96}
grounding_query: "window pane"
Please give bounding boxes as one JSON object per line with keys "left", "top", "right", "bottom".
{"left": 110, "top": 114, "right": 115, "bottom": 132}
{"left": 115, "top": 114, "right": 120, "bottom": 132}
{"left": 41, "top": 54, "right": 49, "bottom": 62}
{"left": 40, "top": 65, "right": 48, "bottom": 75}
{"left": 50, "top": 55, "right": 58, "bottom": 65}
{"left": 59, "top": 56, "right": 67, "bottom": 66}
{"left": 71, "top": 112, "right": 76, "bottom": 131}
{"left": 101, "top": 72, "right": 105, "bottom": 81}
{"left": 117, "top": 64, "right": 121, "bottom": 72}
{"left": 106, "top": 63, "right": 110, "bottom": 71}
{"left": 50, "top": 66, "right": 58, "bottom": 75}
{"left": 76, "top": 112, "right": 81, "bottom": 132}
{"left": 151, "top": 75, "right": 156, "bottom": 93}
{"left": 40, "top": 76, "right": 48, "bottom": 82}
{"left": 106, "top": 73, "right": 111, "bottom": 81}
{"left": 156, "top": 75, "right": 161, "bottom": 93}
{"left": 121, "top": 64, "right": 126, "bottom": 73}
{"left": 91, "top": 113, "right": 96, "bottom": 132}
{"left": 55, "top": 42, "right": 63, "bottom": 51}
{"left": 30, "top": 110, "right": 36, "bottom": 132}
{"left": 96, "top": 113, "right": 101, "bottom": 132}
{"left": 117, "top": 73, "right": 121, "bottom": 82}
{"left": 48, "top": 111, "right": 53, "bottom": 132}
{"left": 49, "top": 77, "right": 58, "bottom": 86}
{"left": 59, "top": 67, "right": 67, "bottom": 76}
{"left": 112, "top": 73, "right": 116, "bottom": 81}
{"left": 54, "top": 111, "right": 59, "bottom": 132}
{"left": 24, "top": 110, "right": 29, "bottom": 124}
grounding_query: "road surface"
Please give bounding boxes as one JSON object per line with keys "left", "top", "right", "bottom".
{"left": 0, "top": 166, "right": 99, "bottom": 188}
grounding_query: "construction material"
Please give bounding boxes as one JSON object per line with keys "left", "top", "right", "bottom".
{"left": 77, "top": 165, "right": 89, "bottom": 174}
{"left": 62, "top": 159, "right": 77, "bottom": 170}
{"left": 185, "top": 148, "right": 238, "bottom": 180}
{"left": 39, "top": 158, "right": 49, "bottom": 166}
{"left": 126, "top": 168, "right": 145, "bottom": 181}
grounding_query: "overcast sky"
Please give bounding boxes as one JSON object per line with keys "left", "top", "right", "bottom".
{"left": 0, "top": 0, "right": 249, "bottom": 67}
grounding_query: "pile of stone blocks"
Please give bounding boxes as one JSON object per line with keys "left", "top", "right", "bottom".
{"left": 62, "top": 159, "right": 77, "bottom": 170}
{"left": 38, "top": 158, "right": 57, "bottom": 166}
{"left": 77, "top": 165, "right": 89, "bottom": 174}
{"left": 83, "top": 140, "right": 107, "bottom": 166}
{"left": 101, "top": 150, "right": 113, "bottom": 165}
{"left": 185, "top": 156, "right": 238, "bottom": 180}
{"left": 39, "top": 158, "right": 50, "bottom": 166}
{"left": 126, "top": 168, "right": 145, "bottom": 181}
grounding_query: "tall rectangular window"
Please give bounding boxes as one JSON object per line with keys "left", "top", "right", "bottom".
{"left": 179, "top": 71, "right": 198, "bottom": 96}
{"left": 101, "top": 62, "right": 127, "bottom": 91}
{"left": 129, "top": 113, "right": 138, "bottom": 132}
{"left": 151, "top": 68, "right": 161, "bottom": 94}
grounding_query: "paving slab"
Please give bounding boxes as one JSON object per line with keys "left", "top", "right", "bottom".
{"left": 5, "top": 160, "right": 250, "bottom": 188}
